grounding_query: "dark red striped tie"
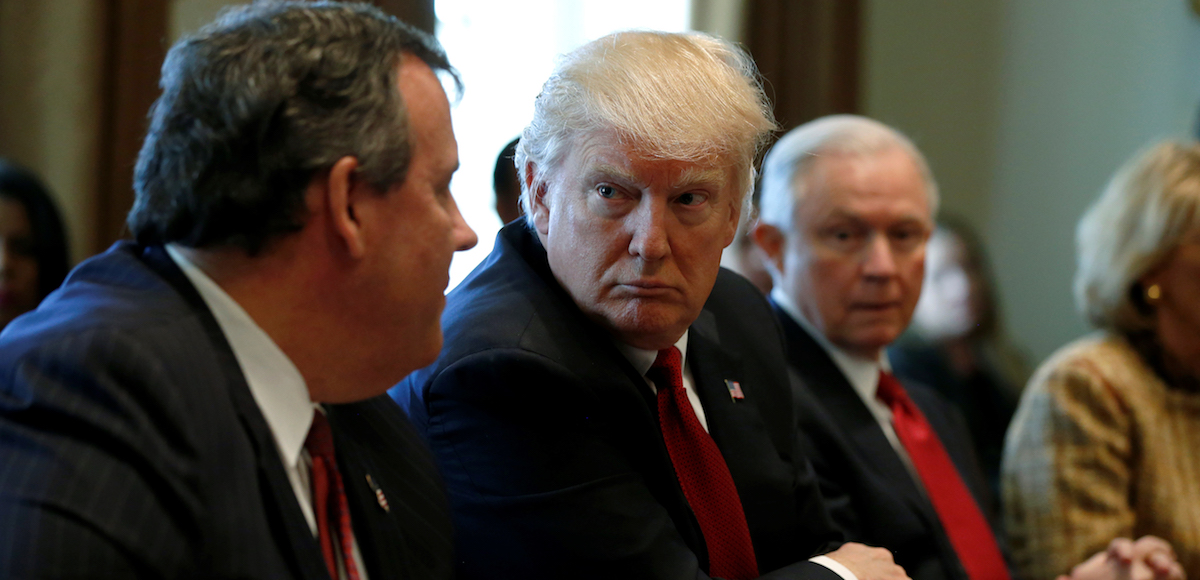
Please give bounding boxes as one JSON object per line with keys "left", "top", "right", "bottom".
{"left": 306, "top": 411, "right": 363, "bottom": 580}
{"left": 876, "top": 371, "right": 1010, "bottom": 580}
{"left": 648, "top": 346, "right": 759, "bottom": 580}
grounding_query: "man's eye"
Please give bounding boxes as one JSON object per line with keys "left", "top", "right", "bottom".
{"left": 890, "top": 228, "right": 925, "bottom": 250}
{"left": 677, "top": 192, "right": 707, "bottom": 206}
{"left": 597, "top": 185, "right": 617, "bottom": 199}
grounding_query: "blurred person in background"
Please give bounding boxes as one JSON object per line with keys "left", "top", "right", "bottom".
{"left": 493, "top": 137, "right": 522, "bottom": 225}
{"left": 889, "top": 218, "right": 1027, "bottom": 498}
{"left": 0, "top": 159, "right": 70, "bottom": 330}
{"left": 721, "top": 195, "right": 774, "bottom": 295}
{"left": 1004, "top": 139, "right": 1200, "bottom": 580}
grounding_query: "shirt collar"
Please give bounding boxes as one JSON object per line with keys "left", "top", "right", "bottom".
{"left": 614, "top": 331, "right": 690, "bottom": 376}
{"left": 771, "top": 286, "right": 890, "bottom": 402}
{"left": 165, "top": 244, "right": 315, "bottom": 471}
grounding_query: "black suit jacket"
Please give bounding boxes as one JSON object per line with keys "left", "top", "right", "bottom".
{"left": 0, "top": 242, "right": 453, "bottom": 579}
{"left": 773, "top": 303, "right": 999, "bottom": 580}
{"left": 392, "top": 223, "right": 843, "bottom": 580}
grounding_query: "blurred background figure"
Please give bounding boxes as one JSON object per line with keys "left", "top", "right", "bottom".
{"left": 0, "top": 160, "right": 69, "bottom": 330}
{"left": 1003, "top": 140, "right": 1200, "bottom": 580}
{"left": 889, "top": 218, "right": 1028, "bottom": 497}
{"left": 493, "top": 137, "right": 522, "bottom": 225}
{"left": 720, "top": 190, "right": 773, "bottom": 295}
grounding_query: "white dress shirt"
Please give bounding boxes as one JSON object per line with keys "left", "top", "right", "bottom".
{"left": 771, "top": 287, "right": 923, "bottom": 490}
{"left": 166, "top": 245, "right": 368, "bottom": 580}
{"left": 613, "top": 330, "right": 858, "bottom": 580}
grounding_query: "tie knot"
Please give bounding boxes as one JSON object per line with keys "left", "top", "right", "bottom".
{"left": 305, "top": 410, "right": 335, "bottom": 460}
{"left": 874, "top": 370, "right": 907, "bottom": 408}
{"left": 648, "top": 346, "right": 684, "bottom": 391}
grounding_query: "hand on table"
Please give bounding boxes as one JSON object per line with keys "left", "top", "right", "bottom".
{"left": 824, "top": 542, "right": 910, "bottom": 580}
{"left": 1059, "top": 536, "right": 1185, "bottom": 580}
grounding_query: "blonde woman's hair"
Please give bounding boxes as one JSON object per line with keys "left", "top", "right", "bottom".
{"left": 515, "top": 30, "right": 777, "bottom": 219}
{"left": 1075, "top": 140, "right": 1200, "bottom": 332}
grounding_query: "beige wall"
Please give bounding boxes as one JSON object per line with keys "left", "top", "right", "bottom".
{"left": 0, "top": 0, "right": 105, "bottom": 264}
{"left": 170, "top": 0, "right": 245, "bottom": 42}
{"left": 0, "top": 0, "right": 247, "bottom": 267}
{"left": 863, "top": 0, "right": 1200, "bottom": 363}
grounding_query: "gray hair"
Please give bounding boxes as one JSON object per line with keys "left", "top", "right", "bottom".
{"left": 128, "top": 1, "right": 456, "bottom": 254}
{"left": 1075, "top": 140, "right": 1200, "bottom": 332}
{"left": 515, "top": 30, "right": 777, "bottom": 218}
{"left": 757, "top": 115, "right": 939, "bottom": 231}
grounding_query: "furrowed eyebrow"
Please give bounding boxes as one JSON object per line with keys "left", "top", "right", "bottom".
{"left": 586, "top": 164, "right": 638, "bottom": 183}
{"left": 673, "top": 166, "right": 725, "bottom": 189}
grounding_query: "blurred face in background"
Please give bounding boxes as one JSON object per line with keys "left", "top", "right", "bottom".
{"left": 912, "top": 230, "right": 987, "bottom": 341}
{"left": 0, "top": 195, "right": 40, "bottom": 328}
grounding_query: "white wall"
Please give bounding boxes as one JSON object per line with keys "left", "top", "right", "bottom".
{"left": 864, "top": 0, "right": 1200, "bottom": 363}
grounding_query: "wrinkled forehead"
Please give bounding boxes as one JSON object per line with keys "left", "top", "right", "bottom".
{"left": 798, "top": 149, "right": 933, "bottom": 211}
{"left": 551, "top": 127, "right": 745, "bottom": 192}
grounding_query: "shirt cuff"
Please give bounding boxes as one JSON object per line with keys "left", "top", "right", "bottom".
{"left": 810, "top": 555, "right": 859, "bottom": 580}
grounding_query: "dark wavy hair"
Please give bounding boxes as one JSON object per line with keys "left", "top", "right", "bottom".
{"left": 0, "top": 160, "right": 70, "bottom": 299}
{"left": 128, "top": 1, "right": 458, "bottom": 254}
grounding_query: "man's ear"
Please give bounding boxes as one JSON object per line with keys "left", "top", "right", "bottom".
{"left": 324, "top": 155, "right": 368, "bottom": 259}
{"left": 722, "top": 202, "right": 743, "bottom": 249}
{"left": 752, "top": 222, "right": 786, "bottom": 275}
{"left": 526, "top": 162, "right": 552, "bottom": 236}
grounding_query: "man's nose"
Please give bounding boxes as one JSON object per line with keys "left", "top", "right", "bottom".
{"left": 862, "top": 232, "right": 898, "bottom": 278}
{"left": 447, "top": 194, "right": 478, "bottom": 252}
{"left": 627, "top": 198, "right": 670, "bottom": 261}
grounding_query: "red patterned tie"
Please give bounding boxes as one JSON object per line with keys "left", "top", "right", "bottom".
{"left": 306, "top": 411, "right": 362, "bottom": 580}
{"left": 648, "top": 346, "right": 759, "bottom": 580}
{"left": 875, "top": 371, "right": 1010, "bottom": 580}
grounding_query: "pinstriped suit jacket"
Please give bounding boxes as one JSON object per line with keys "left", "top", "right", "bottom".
{"left": 0, "top": 242, "right": 453, "bottom": 579}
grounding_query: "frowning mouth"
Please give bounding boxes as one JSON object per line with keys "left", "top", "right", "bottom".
{"left": 615, "top": 281, "right": 677, "bottom": 297}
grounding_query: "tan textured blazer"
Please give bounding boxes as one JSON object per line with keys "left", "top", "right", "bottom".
{"left": 1002, "top": 332, "right": 1200, "bottom": 580}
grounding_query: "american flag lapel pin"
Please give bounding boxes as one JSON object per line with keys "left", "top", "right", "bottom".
{"left": 724, "top": 379, "right": 745, "bottom": 401}
{"left": 366, "top": 474, "right": 390, "bottom": 513}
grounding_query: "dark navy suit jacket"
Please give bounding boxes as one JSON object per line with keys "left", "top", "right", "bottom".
{"left": 393, "top": 222, "right": 844, "bottom": 580}
{"left": 0, "top": 242, "right": 453, "bottom": 579}
{"left": 773, "top": 304, "right": 1002, "bottom": 580}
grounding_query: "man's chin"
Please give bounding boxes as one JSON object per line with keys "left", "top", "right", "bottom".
{"left": 601, "top": 304, "right": 693, "bottom": 350}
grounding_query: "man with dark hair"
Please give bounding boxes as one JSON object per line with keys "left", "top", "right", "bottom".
{"left": 0, "top": 2, "right": 475, "bottom": 578}
{"left": 493, "top": 137, "right": 523, "bottom": 225}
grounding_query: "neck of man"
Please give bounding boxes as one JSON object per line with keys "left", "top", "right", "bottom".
{"left": 174, "top": 241, "right": 348, "bottom": 403}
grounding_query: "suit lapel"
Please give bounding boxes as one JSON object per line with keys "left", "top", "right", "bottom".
{"left": 686, "top": 309, "right": 752, "bottom": 447}
{"left": 327, "top": 414, "right": 403, "bottom": 579}
{"left": 774, "top": 305, "right": 934, "bottom": 518}
{"left": 138, "top": 245, "right": 331, "bottom": 580}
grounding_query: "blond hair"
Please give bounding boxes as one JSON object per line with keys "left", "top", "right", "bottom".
{"left": 515, "top": 30, "right": 777, "bottom": 218}
{"left": 1076, "top": 140, "right": 1200, "bottom": 332}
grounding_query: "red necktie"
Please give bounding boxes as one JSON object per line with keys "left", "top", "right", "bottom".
{"left": 648, "top": 347, "right": 759, "bottom": 580}
{"left": 306, "top": 411, "right": 363, "bottom": 580}
{"left": 875, "top": 371, "right": 1010, "bottom": 580}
